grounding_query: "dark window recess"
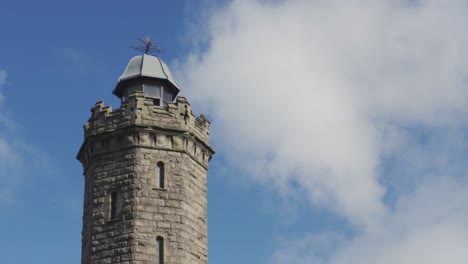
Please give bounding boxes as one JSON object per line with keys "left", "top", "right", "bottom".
{"left": 157, "top": 162, "right": 165, "bottom": 189}
{"left": 156, "top": 236, "right": 164, "bottom": 264}
{"left": 110, "top": 192, "right": 117, "bottom": 220}
{"left": 153, "top": 98, "right": 161, "bottom": 106}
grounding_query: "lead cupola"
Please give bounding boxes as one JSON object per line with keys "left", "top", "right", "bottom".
{"left": 113, "top": 54, "right": 180, "bottom": 107}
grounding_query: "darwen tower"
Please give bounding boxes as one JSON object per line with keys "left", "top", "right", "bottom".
{"left": 77, "top": 42, "right": 214, "bottom": 264}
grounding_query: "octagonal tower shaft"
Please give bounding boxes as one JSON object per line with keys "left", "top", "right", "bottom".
{"left": 77, "top": 85, "right": 214, "bottom": 263}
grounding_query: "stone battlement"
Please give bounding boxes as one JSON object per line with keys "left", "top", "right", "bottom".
{"left": 78, "top": 92, "right": 214, "bottom": 172}
{"left": 85, "top": 91, "right": 211, "bottom": 144}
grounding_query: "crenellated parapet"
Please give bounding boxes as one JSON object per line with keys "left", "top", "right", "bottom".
{"left": 77, "top": 91, "right": 214, "bottom": 172}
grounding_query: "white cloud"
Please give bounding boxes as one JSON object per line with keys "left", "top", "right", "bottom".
{"left": 0, "top": 69, "right": 17, "bottom": 203}
{"left": 273, "top": 177, "right": 468, "bottom": 264}
{"left": 0, "top": 70, "right": 6, "bottom": 105}
{"left": 0, "top": 69, "right": 53, "bottom": 205}
{"left": 177, "top": 0, "right": 468, "bottom": 262}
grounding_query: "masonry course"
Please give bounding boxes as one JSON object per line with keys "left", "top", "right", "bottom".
{"left": 77, "top": 89, "right": 214, "bottom": 264}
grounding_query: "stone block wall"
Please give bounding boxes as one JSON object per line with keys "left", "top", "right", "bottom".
{"left": 77, "top": 92, "right": 214, "bottom": 264}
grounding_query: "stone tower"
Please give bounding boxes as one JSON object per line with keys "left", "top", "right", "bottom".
{"left": 77, "top": 53, "right": 214, "bottom": 264}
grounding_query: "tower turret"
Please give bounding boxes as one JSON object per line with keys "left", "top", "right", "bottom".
{"left": 113, "top": 54, "right": 180, "bottom": 107}
{"left": 77, "top": 50, "right": 214, "bottom": 264}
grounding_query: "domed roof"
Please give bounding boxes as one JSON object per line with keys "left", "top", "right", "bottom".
{"left": 113, "top": 54, "right": 180, "bottom": 97}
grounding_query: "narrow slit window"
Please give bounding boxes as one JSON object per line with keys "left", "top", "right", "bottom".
{"left": 157, "top": 162, "right": 165, "bottom": 189}
{"left": 110, "top": 192, "right": 117, "bottom": 220}
{"left": 156, "top": 236, "right": 164, "bottom": 264}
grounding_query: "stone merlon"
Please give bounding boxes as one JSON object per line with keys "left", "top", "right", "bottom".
{"left": 77, "top": 92, "right": 215, "bottom": 169}
{"left": 85, "top": 92, "right": 210, "bottom": 144}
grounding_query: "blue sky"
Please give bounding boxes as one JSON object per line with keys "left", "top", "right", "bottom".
{"left": 3, "top": 0, "right": 468, "bottom": 263}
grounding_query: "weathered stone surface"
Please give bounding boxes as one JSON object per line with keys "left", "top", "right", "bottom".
{"left": 77, "top": 91, "right": 214, "bottom": 264}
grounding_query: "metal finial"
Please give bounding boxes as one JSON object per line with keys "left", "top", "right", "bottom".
{"left": 130, "top": 36, "right": 164, "bottom": 55}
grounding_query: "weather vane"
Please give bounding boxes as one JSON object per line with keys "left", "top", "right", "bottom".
{"left": 130, "top": 36, "right": 164, "bottom": 55}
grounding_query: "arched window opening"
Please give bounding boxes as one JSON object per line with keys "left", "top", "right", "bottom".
{"left": 156, "top": 236, "right": 164, "bottom": 264}
{"left": 157, "top": 162, "right": 165, "bottom": 189}
{"left": 110, "top": 192, "right": 118, "bottom": 220}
